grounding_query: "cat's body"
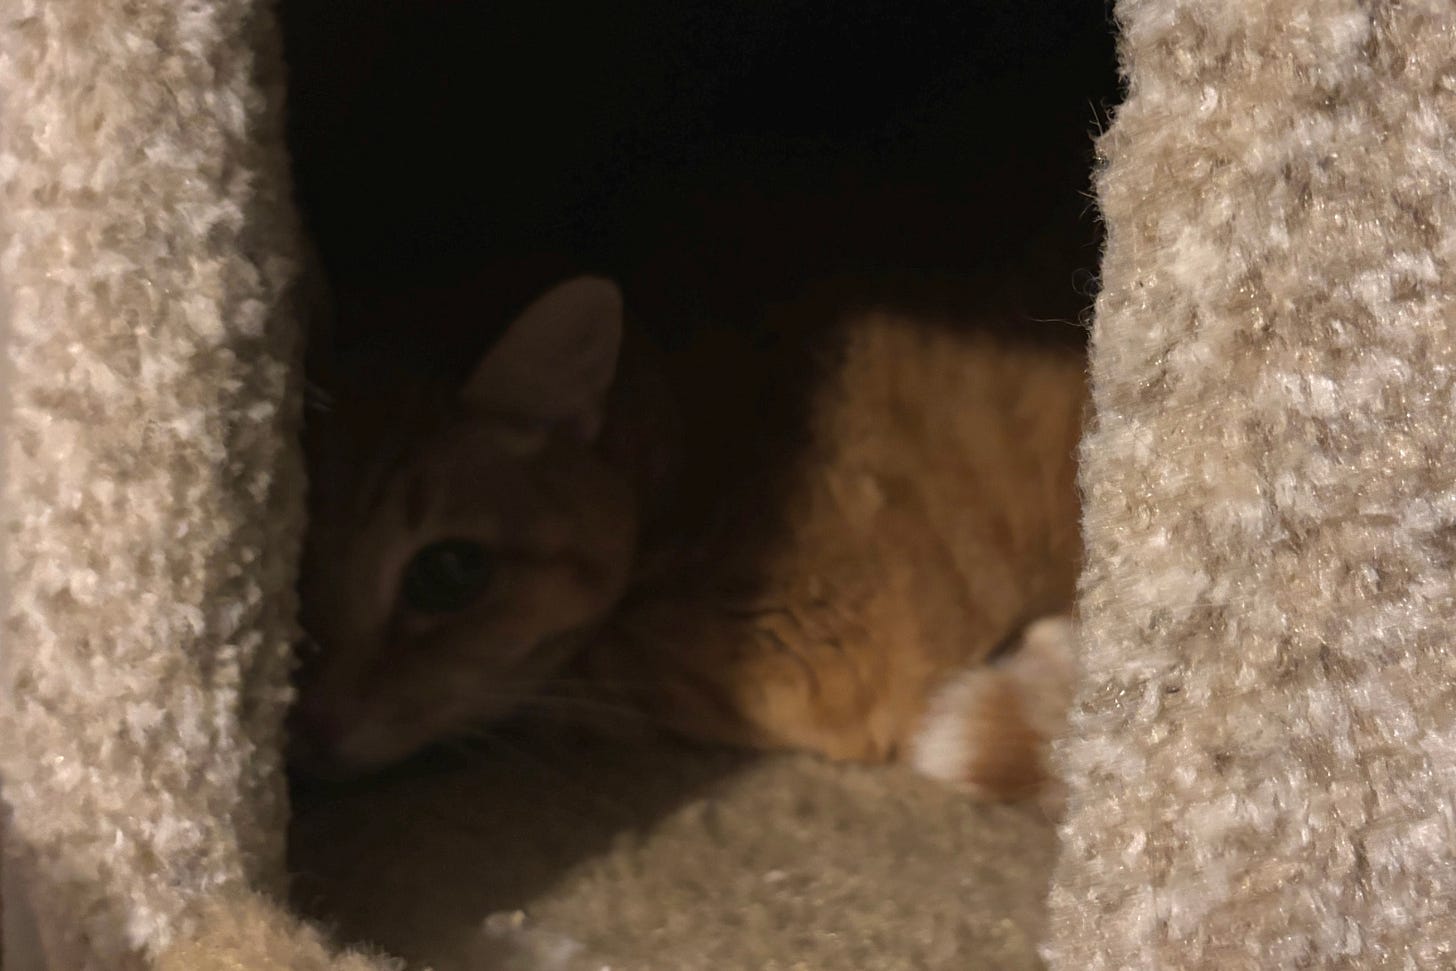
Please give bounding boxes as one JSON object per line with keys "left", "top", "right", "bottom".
{"left": 293, "top": 276, "right": 1086, "bottom": 799}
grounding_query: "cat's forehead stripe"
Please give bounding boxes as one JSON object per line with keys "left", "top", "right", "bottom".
{"left": 356, "top": 435, "right": 410, "bottom": 519}
{"left": 404, "top": 473, "right": 429, "bottom": 530}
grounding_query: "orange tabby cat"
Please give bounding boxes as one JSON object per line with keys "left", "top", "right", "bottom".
{"left": 292, "top": 275, "right": 1085, "bottom": 800}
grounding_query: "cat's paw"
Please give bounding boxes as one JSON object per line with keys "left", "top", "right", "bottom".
{"left": 909, "top": 615, "right": 1077, "bottom": 806}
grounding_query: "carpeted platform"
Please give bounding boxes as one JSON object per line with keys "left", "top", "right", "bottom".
{"left": 291, "top": 735, "right": 1057, "bottom": 970}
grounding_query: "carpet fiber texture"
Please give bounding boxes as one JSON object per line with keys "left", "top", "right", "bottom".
{"left": 1047, "top": 1, "right": 1456, "bottom": 967}
{"left": 290, "top": 735, "right": 1058, "bottom": 970}
{"left": 0, "top": 1, "right": 389, "bottom": 967}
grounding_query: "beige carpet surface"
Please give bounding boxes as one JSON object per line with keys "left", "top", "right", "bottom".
{"left": 291, "top": 733, "right": 1056, "bottom": 970}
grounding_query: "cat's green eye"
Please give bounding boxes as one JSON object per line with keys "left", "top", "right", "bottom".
{"left": 401, "top": 540, "right": 494, "bottom": 614}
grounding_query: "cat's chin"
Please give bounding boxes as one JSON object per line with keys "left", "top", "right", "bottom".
{"left": 286, "top": 737, "right": 428, "bottom": 786}
{"left": 285, "top": 728, "right": 374, "bottom": 784}
{"left": 285, "top": 706, "right": 430, "bottom": 783}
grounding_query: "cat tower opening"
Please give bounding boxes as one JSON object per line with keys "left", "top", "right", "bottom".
{"left": 277, "top": 3, "right": 1111, "bottom": 965}
{"left": 5, "top": 0, "right": 1456, "bottom": 969}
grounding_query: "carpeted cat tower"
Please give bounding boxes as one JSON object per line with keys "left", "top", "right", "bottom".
{"left": 4, "top": 0, "right": 1456, "bottom": 969}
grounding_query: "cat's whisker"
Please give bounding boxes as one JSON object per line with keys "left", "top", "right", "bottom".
{"left": 758, "top": 625, "right": 823, "bottom": 694}
{"left": 463, "top": 729, "right": 641, "bottom": 821}
{"left": 717, "top": 602, "right": 794, "bottom": 620}
{"left": 526, "top": 688, "right": 639, "bottom": 708}
{"left": 518, "top": 694, "right": 647, "bottom": 727}
{"left": 456, "top": 728, "right": 608, "bottom": 787}
{"left": 442, "top": 736, "right": 487, "bottom": 760}
{"left": 533, "top": 675, "right": 661, "bottom": 692}
{"left": 303, "top": 381, "right": 336, "bottom": 413}
{"left": 294, "top": 631, "right": 325, "bottom": 660}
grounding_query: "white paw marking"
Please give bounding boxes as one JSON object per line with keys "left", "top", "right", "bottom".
{"left": 908, "top": 615, "right": 1078, "bottom": 785}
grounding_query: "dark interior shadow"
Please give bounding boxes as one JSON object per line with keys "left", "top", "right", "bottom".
{"left": 278, "top": 0, "right": 1118, "bottom": 962}
{"left": 287, "top": 729, "right": 761, "bottom": 963}
{"left": 277, "top": 0, "right": 1119, "bottom": 319}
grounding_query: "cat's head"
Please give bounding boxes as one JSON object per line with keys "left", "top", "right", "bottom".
{"left": 291, "top": 276, "right": 638, "bottom": 777}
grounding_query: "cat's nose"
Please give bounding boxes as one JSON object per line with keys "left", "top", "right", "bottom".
{"left": 286, "top": 700, "right": 349, "bottom": 779}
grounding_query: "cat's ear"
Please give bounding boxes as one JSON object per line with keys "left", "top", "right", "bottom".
{"left": 460, "top": 276, "right": 624, "bottom": 440}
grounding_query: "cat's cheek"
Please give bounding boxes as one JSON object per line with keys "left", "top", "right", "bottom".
{"left": 326, "top": 716, "right": 434, "bottom": 775}
{"left": 290, "top": 682, "right": 434, "bottom": 777}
